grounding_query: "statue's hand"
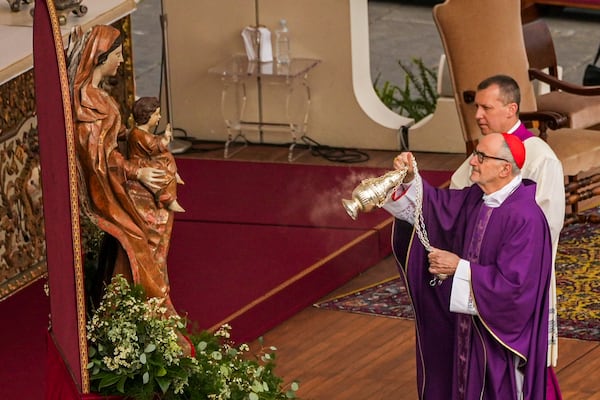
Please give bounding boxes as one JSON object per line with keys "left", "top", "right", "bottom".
{"left": 159, "top": 123, "right": 173, "bottom": 148}
{"left": 164, "top": 123, "right": 173, "bottom": 141}
{"left": 137, "top": 167, "right": 166, "bottom": 191}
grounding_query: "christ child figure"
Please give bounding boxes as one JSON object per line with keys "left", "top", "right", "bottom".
{"left": 128, "top": 96, "right": 185, "bottom": 212}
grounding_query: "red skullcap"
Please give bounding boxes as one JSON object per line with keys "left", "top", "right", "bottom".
{"left": 501, "top": 133, "right": 525, "bottom": 169}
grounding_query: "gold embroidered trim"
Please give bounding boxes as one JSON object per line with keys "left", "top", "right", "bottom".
{"left": 45, "top": 0, "right": 89, "bottom": 392}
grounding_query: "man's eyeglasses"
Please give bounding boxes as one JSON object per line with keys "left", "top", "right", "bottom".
{"left": 471, "top": 150, "right": 510, "bottom": 164}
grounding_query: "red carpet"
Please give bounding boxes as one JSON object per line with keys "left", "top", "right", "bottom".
{"left": 0, "top": 279, "right": 49, "bottom": 400}
{"left": 0, "top": 158, "right": 452, "bottom": 398}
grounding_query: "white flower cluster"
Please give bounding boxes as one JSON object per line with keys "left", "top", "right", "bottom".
{"left": 86, "top": 276, "right": 297, "bottom": 399}
{"left": 86, "top": 275, "right": 190, "bottom": 389}
{"left": 195, "top": 324, "right": 285, "bottom": 400}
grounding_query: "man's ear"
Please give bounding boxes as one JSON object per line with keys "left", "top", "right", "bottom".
{"left": 507, "top": 102, "right": 518, "bottom": 117}
{"left": 500, "top": 163, "right": 513, "bottom": 178}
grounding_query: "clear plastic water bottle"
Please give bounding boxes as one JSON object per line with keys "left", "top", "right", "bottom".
{"left": 275, "top": 19, "right": 291, "bottom": 65}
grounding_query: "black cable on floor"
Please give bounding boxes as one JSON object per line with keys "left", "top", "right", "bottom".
{"left": 301, "top": 136, "right": 370, "bottom": 163}
{"left": 184, "top": 139, "right": 226, "bottom": 153}
{"left": 183, "top": 136, "right": 371, "bottom": 163}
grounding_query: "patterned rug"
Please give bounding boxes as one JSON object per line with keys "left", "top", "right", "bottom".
{"left": 315, "top": 207, "right": 600, "bottom": 341}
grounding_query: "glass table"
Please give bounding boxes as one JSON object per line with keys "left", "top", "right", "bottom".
{"left": 209, "top": 55, "right": 321, "bottom": 161}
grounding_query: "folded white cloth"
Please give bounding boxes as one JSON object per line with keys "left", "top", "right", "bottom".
{"left": 241, "top": 26, "right": 273, "bottom": 62}
{"left": 241, "top": 26, "right": 257, "bottom": 61}
{"left": 258, "top": 27, "right": 273, "bottom": 62}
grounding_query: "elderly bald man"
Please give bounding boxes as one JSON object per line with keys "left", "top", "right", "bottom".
{"left": 383, "top": 133, "right": 552, "bottom": 400}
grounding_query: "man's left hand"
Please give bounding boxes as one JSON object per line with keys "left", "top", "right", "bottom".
{"left": 427, "top": 247, "right": 460, "bottom": 277}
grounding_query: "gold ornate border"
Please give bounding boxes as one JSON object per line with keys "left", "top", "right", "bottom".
{"left": 44, "top": 0, "right": 89, "bottom": 392}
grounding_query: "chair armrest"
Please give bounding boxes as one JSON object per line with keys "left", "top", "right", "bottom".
{"left": 520, "top": 110, "right": 567, "bottom": 130}
{"left": 520, "top": 110, "right": 568, "bottom": 141}
{"left": 528, "top": 68, "right": 600, "bottom": 95}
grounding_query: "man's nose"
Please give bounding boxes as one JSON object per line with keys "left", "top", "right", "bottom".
{"left": 469, "top": 153, "right": 478, "bottom": 166}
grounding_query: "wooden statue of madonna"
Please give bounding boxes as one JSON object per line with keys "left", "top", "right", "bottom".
{"left": 66, "top": 24, "right": 191, "bottom": 354}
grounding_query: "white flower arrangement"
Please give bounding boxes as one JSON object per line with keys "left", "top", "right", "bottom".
{"left": 86, "top": 275, "right": 299, "bottom": 400}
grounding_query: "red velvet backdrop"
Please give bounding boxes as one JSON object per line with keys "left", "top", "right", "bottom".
{"left": 33, "top": 0, "right": 85, "bottom": 397}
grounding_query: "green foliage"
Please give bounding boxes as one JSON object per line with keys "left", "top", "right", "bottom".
{"left": 80, "top": 213, "right": 105, "bottom": 308}
{"left": 186, "top": 327, "right": 300, "bottom": 400}
{"left": 87, "top": 276, "right": 300, "bottom": 400}
{"left": 87, "top": 276, "right": 193, "bottom": 399}
{"left": 373, "top": 57, "right": 438, "bottom": 122}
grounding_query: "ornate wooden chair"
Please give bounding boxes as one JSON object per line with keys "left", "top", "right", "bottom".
{"left": 433, "top": 0, "right": 600, "bottom": 223}
{"left": 522, "top": 18, "right": 600, "bottom": 130}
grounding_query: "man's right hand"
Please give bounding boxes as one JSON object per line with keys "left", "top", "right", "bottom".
{"left": 393, "top": 152, "right": 415, "bottom": 182}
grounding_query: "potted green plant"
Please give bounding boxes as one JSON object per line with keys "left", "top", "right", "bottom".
{"left": 373, "top": 57, "right": 438, "bottom": 122}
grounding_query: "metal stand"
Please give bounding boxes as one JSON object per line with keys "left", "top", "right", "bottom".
{"left": 160, "top": 5, "right": 191, "bottom": 154}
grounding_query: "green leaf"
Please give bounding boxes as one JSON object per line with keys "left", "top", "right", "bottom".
{"left": 140, "top": 352, "right": 147, "bottom": 364}
{"left": 227, "top": 347, "right": 238, "bottom": 357}
{"left": 156, "top": 366, "right": 167, "bottom": 377}
{"left": 98, "top": 373, "right": 122, "bottom": 390}
{"left": 144, "top": 343, "right": 157, "bottom": 353}
{"left": 116, "top": 376, "right": 127, "bottom": 393}
{"left": 249, "top": 393, "right": 259, "bottom": 400}
{"left": 142, "top": 371, "right": 149, "bottom": 384}
{"left": 219, "top": 365, "right": 230, "bottom": 377}
{"left": 156, "top": 376, "right": 171, "bottom": 394}
{"left": 251, "top": 380, "right": 264, "bottom": 393}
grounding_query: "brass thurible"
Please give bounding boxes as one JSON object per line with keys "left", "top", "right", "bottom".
{"left": 342, "top": 168, "right": 407, "bottom": 220}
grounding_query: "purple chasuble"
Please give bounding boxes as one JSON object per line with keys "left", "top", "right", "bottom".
{"left": 456, "top": 205, "right": 494, "bottom": 399}
{"left": 392, "top": 179, "right": 552, "bottom": 400}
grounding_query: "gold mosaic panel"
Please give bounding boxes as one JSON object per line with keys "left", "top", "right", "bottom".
{"left": 0, "top": 69, "right": 36, "bottom": 135}
{"left": 0, "top": 115, "right": 46, "bottom": 300}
